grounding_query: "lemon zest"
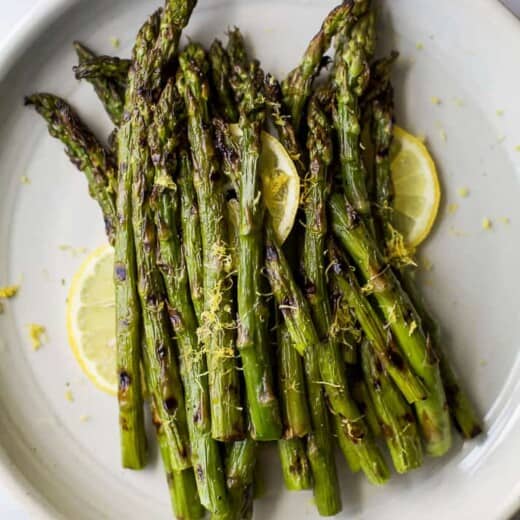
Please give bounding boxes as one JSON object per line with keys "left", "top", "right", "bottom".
{"left": 0, "top": 284, "right": 20, "bottom": 299}
{"left": 385, "top": 224, "right": 417, "bottom": 267}
{"left": 28, "top": 323, "right": 47, "bottom": 351}
{"left": 408, "top": 320, "right": 418, "bottom": 336}
{"left": 447, "top": 203, "right": 459, "bottom": 215}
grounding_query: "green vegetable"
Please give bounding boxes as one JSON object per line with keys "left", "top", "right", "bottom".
{"left": 178, "top": 43, "right": 244, "bottom": 441}
{"left": 149, "top": 79, "right": 230, "bottom": 514}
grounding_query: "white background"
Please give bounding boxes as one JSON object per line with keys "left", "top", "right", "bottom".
{"left": 0, "top": 0, "right": 519, "bottom": 518}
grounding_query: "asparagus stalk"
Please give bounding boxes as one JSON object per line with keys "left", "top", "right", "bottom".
{"left": 178, "top": 150, "right": 205, "bottom": 322}
{"left": 149, "top": 80, "right": 231, "bottom": 514}
{"left": 209, "top": 39, "right": 239, "bottom": 122}
{"left": 371, "top": 89, "right": 482, "bottom": 440}
{"left": 327, "top": 240, "right": 427, "bottom": 403}
{"left": 333, "top": 413, "right": 360, "bottom": 473}
{"left": 332, "top": 13, "right": 375, "bottom": 232}
{"left": 278, "top": 438, "right": 313, "bottom": 491}
{"left": 222, "top": 438, "right": 257, "bottom": 520}
{"left": 73, "top": 42, "right": 127, "bottom": 125}
{"left": 329, "top": 193, "right": 452, "bottom": 456}
{"left": 362, "top": 51, "right": 399, "bottom": 107}
{"left": 131, "top": 108, "right": 192, "bottom": 470}
{"left": 144, "top": 0, "right": 197, "bottom": 105}
{"left": 361, "top": 340, "right": 423, "bottom": 473}
{"left": 351, "top": 372, "right": 382, "bottom": 438}
{"left": 301, "top": 94, "right": 389, "bottom": 486}
{"left": 73, "top": 55, "right": 130, "bottom": 87}
{"left": 178, "top": 43, "right": 244, "bottom": 441}
{"left": 24, "top": 94, "right": 118, "bottom": 244}
{"left": 117, "top": 6, "right": 193, "bottom": 471}
{"left": 25, "top": 91, "right": 146, "bottom": 468}
{"left": 282, "top": 0, "right": 369, "bottom": 129}
{"left": 264, "top": 225, "right": 317, "bottom": 357}
{"left": 276, "top": 317, "right": 313, "bottom": 491}
{"left": 151, "top": 391, "right": 204, "bottom": 520}
{"left": 265, "top": 75, "right": 387, "bottom": 487}
{"left": 330, "top": 290, "right": 360, "bottom": 365}
{"left": 229, "top": 45, "right": 282, "bottom": 440}
{"left": 277, "top": 321, "right": 311, "bottom": 438}
{"left": 226, "top": 28, "right": 249, "bottom": 71}
{"left": 371, "top": 89, "right": 395, "bottom": 247}
{"left": 264, "top": 229, "right": 342, "bottom": 514}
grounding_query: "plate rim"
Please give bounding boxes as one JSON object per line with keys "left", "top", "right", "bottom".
{"left": 0, "top": 0, "right": 519, "bottom": 518}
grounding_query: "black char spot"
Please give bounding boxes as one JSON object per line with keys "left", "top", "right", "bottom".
{"left": 115, "top": 264, "right": 127, "bottom": 281}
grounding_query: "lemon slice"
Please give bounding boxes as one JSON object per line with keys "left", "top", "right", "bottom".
{"left": 230, "top": 125, "right": 300, "bottom": 244}
{"left": 390, "top": 126, "right": 441, "bottom": 247}
{"left": 66, "top": 244, "right": 117, "bottom": 395}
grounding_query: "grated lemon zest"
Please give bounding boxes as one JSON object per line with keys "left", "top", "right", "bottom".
{"left": 0, "top": 284, "right": 20, "bottom": 299}
{"left": 28, "top": 323, "right": 47, "bottom": 350}
{"left": 385, "top": 224, "right": 416, "bottom": 267}
{"left": 447, "top": 203, "right": 459, "bottom": 215}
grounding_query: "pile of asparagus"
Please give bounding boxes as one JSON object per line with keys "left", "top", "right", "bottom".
{"left": 25, "top": 0, "right": 482, "bottom": 518}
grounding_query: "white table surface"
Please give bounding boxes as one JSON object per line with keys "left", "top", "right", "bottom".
{"left": 0, "top": 0, "right": 519, "bottom": 518}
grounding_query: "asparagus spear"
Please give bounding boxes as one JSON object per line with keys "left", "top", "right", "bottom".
{"left": 228, "top": 44, "right": 282, "bottom": 440}
{"left": 300, "top": 94, "right": 389, "bottom": 486}
{"left": 371, "top": 89, "right": 482, "bottom": 440}
{"left": 149, "top": 80, "right": 231, "bottom": 514}
{"left": 351, "top": 372, "right": 382, "bottom": 438}
{"left": 178, "top": 43, "right": 244, "bottom": 441}
{"left": 178, "top": 149, "right": 205, "bottom": 322}
{"left": 226, "top": 28, "right": 249, "bottom": 71}
{"left": 276, "top": 313, "right": 312, "bottom": 490}
{"left": 116, "top": 5, "right": 193, "bottom": 471}
{"left": 277, "top": 321, "right": 311, "bottom": 438}
{"left": 361, "top": 340, "right": 423, "bottom": 473}
{"left": 329, "top": 193, "right": 452, "bottom": 456}
{"left": 24, "top": 94, "right": 118, "bottom": 244}
{"left": 327, "top": 240, "right": 427, "bottom": 403}
{"left": 25, "top": 91, "right": 146, "bottom": 468}
{"left": 333, "top": 413, "right": 360, "bottom": 473}
{"left": 218, "top": 437, "right": 257, "bottom": 520}
{"left": 151, "top": 388, "right": 204, "bottom": 520}
{"left": 209, "top": 39, "right": 239, "bottom": 122}
{"left": 144, "top": 0, "right": 197, "bottom": 107}
{"left": 73, "top": 42, "right": 127, "bottom": 125}
{"left": 73, "top": 55, "right": 130, "bottom": 88}
{"left": 362, "top": 51, "right": 399, "bottom": 107}
{"left": 278, "top": 438, "right": 313, "bottom": 490}
{"left": 371, "top": 89, "right": 395, "bottom": 247}
{"left": 332, "top": 12, "right": 375, "bottom": 232}
{"left": 265, "top": 77, "right": 388, "bottom": 484}
{"left": 131, "top": 108, "right": 192, "bottom": 470}
{"left": 330, "top": 289, "right": 360, "bottom": 365}
{"left": 264, "top": 229, "right": 341, "bottom": 514}
{"left": 282, "top": 0, "right": 369, "bottom": 129}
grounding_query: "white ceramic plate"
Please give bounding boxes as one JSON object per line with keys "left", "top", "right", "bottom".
{"left": 1, "top": 1, "right": 520, "bottom": 518}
